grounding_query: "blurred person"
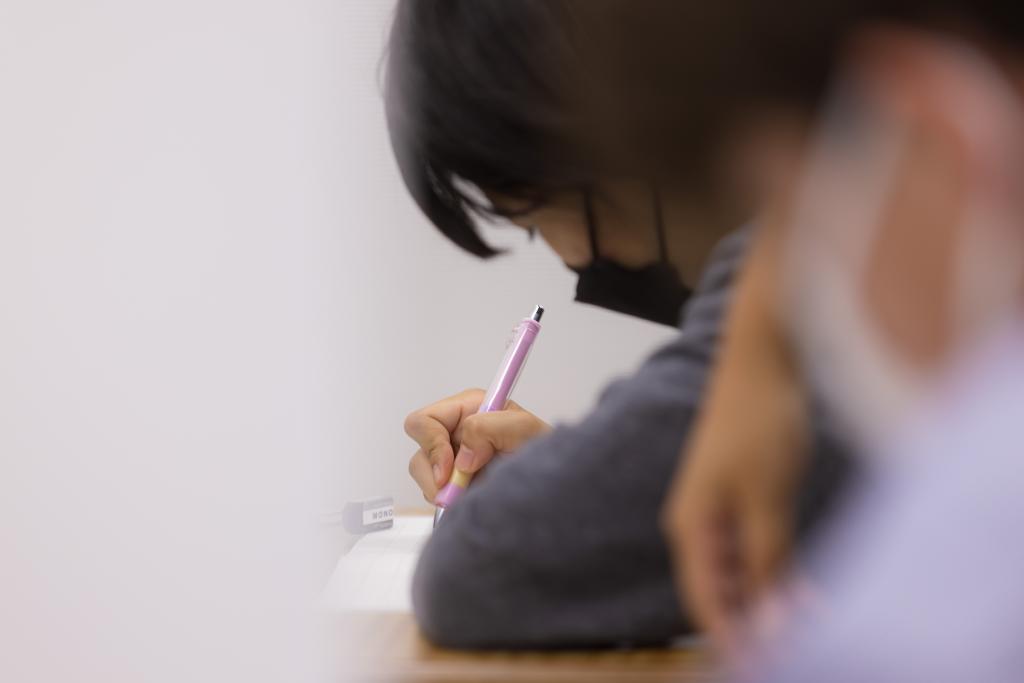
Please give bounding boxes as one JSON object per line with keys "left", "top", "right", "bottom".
{"left": 744, "top": 29, "right": 1024, "bottom": 683}
{"left": 656, "top": 0, "right": 1024, "bottom": 664}
{"left": 384, "top": 0, "right": 854, "bottom": 648}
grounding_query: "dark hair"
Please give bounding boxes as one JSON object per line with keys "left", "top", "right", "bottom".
{"left": 385, "top": 0, "right": 594, "bottom": 257}
{"left": 385, "top": 1, "right": 1023, "bottom": 258}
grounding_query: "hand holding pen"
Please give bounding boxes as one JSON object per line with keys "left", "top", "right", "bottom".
{"left": 403, "top": 307, "right": 548, "bottom": 524}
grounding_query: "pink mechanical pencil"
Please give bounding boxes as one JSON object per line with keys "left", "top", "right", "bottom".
{"left": 433, "top": 305, "right": 544, "bottom": 527}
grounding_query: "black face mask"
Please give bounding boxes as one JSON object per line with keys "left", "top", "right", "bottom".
{"left": 572, "top": 187, "right": 691, "bottom": 327}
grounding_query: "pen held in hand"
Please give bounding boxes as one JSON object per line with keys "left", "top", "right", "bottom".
{"left": 433, "top": 305, "right": 544, "bottom": 527}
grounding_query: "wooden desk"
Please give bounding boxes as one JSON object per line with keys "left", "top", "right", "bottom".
{"left": 336, "top": 613, "right": 718, "bottom": 683}
{"left": 332, "top": 509, "right": 718, "bottom": 682}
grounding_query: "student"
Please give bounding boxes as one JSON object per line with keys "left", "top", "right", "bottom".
{"left": 644, "top": 0, "right": 1024, "bottom": 662}
{"left": 384, "top": 1, "right": 852, "bottom": 648}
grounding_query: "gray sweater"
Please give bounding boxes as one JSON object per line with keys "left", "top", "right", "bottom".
{"left": 411, "top": 231, "right": 852, "bottom": 648}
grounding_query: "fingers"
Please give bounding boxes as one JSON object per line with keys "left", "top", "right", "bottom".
{"left": 670, "top": 483, "right": 793, "bottom": 658}
{"left": 402, "top": 389, "right": 545, "bottom": 500}
{"left": 741, "top": 492, "right": 792, "bottom": 600}
{"left": 404, "top": 389, "right": 485, "bottom": 492}
{"left": 453, "top": 409, "right": 550, "bottom": 474}
{"left": 672, "top": 491, "right": 744, "bottom": 655}
{"left": 408, "top": 449, "right": 438, "bottom": 502}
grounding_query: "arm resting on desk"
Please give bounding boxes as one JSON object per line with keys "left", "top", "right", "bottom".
{"left": 411, "top": 230, "right": 853, "bottom": 649}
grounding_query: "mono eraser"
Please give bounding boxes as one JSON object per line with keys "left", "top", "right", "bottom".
{"left": 342, "top": 497, "right": 394, "bottom": 534}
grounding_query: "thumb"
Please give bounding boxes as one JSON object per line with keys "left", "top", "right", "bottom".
{"left": 453, "top": 409, "right": 548, "bottom": 474}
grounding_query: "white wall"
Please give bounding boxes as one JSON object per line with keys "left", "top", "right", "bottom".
{"left": 0, "top": 1, "right": 344, "bottom": 680}
{"left": 332, "top": 3, "right": 679, "bottom": 510}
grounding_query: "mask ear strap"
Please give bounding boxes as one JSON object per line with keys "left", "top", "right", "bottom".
{"left": 582, "top": 188, "right": 601, "bottom": 260}
{"left": 651, "top": 183, "right": 669, "bottom": 262}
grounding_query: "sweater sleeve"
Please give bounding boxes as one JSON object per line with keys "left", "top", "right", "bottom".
{"left": 411, "top": 230, "right": 851, "bottom": 648}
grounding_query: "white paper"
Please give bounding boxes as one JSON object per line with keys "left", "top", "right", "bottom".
{"left": 322, "top": 515, "right": 433, "bottom": 613}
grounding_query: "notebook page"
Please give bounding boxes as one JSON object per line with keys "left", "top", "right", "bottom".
{"left": 322, "top": 515, "right": 433, "bottom": 612}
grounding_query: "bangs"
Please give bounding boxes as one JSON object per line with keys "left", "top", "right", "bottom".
{"left": 384, "top": 0, "right": 589, "bottom": 258}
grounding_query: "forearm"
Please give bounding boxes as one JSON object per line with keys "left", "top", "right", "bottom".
{"left": 412, "top": 403, "right": 696, "bottom": 648}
